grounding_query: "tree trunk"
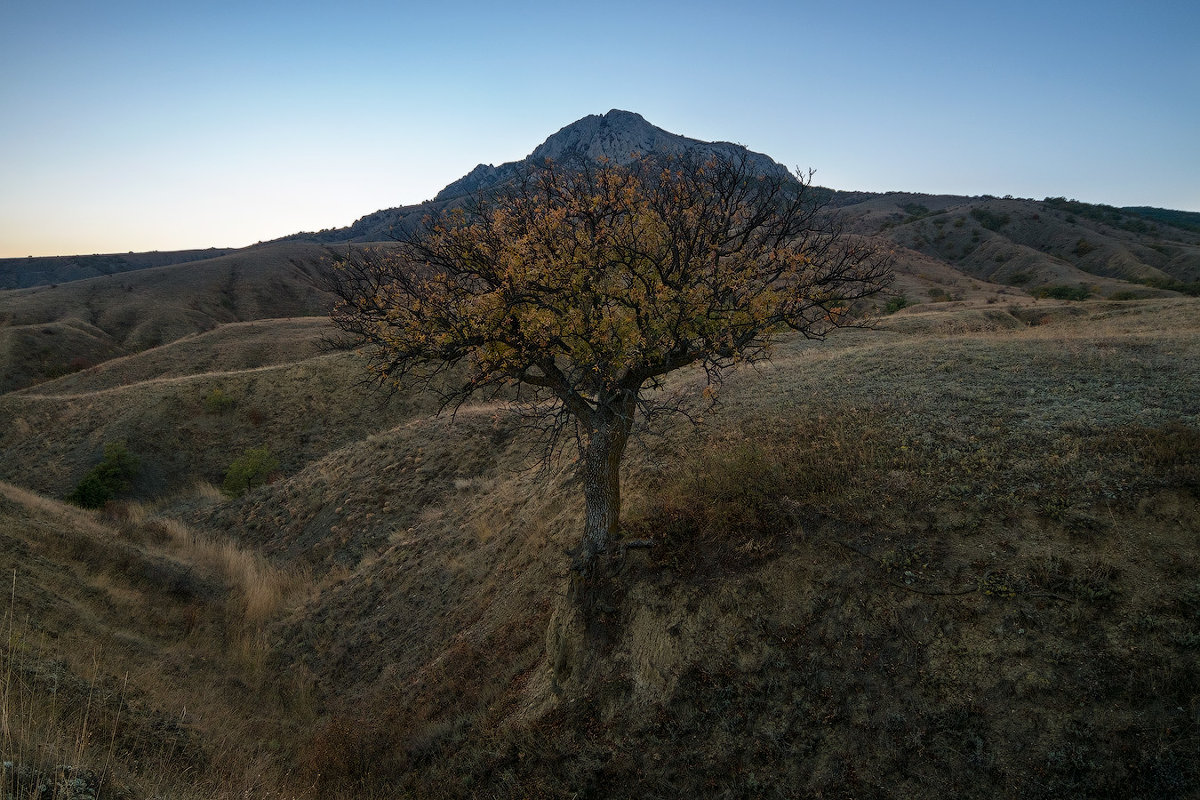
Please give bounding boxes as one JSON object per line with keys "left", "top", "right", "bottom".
{"left": 576, "top": 405, "right": 633, "bottom": 571}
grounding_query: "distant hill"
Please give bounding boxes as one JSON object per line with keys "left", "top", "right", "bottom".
{"left": 273, "top": 109, "right": 1200, "bottom": 299}
{"left": 278, "top": 109, "right": 798, "bottom": 245}
{"left": 841, "top": 194, "right": 1200, "bottom": 297}
{"left": 0, "top": 242, "right": 334, "bottom": 392}
{"left": 437, "top": 108, "right": 793, "bottom": 200}
{"left": 0, "top": 247, "right": 237, "bottom": 290}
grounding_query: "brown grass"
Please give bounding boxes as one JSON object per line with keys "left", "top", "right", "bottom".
{"left": 0, "top": 482, "right": 315, "bottom": 798}
{"left": 1, "top": 297, "right": 1197, "bottom": 798}
{"left": 0, "top": 242, "right": 334, "bottom": 393}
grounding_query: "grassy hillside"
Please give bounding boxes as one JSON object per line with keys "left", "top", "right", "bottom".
{"left": 0, "top": 348, "right": 432, "bottom": 499}
{"left": 4, "top": 297, "right": 1195, "bottom": 798}
{"left": 0, "top": 248, "right": 238, "bottom": 290}
{"left": 0, "top": 481, "right": 313, "bottom": 799}
{"left": 0, "top": 242, "right": 333, "bottom": 392}
{"left": 845, "top": 195, "right": 1200, "bottom": 298}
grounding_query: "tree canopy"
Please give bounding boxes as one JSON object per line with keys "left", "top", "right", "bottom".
{"left": 328, "top": 153, "right": 893, "bottom": 567}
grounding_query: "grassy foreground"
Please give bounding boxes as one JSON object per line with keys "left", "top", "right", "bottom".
{"left": 2, "top": 298, "right": 1198, "bottom": 798}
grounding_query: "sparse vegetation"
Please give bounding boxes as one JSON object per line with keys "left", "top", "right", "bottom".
{"left": 1122, "top": 205, "right": 1200, "bottom": 234}
{"left": 1, "top": 481, "right": 311, "bottom": 798}
{"left": 3, "top": 124, "right": 1200, "bottom": 797}
{"left": 0, "top": 296, "right": 1197, "bottom": 799}
{"left": 1136, "top": 276, "right": 1200, "bottom": 297}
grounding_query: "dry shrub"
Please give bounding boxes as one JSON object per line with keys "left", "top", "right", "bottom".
{"left": 190, "top": 480, "right": 226, "bottom": 503}
{"left": 628, "top": 438, "right": 795, "bottom": 547}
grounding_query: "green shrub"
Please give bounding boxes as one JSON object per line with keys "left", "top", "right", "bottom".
{"left": 884, "top": 295, "right": 911, "bottom": 313}
{"left": 970, "top": 208, "right": 1011, "bottom": 232}
{"left": 204, "top": 387, "right": 235, "bottom": 414}
{"left": 1035, "top": 285, "right": 1091, "bottom": 301}
{"left": 223, "top": 447, "right": 280, "bottom": 496}
{"left": 68, "top": 442, "right": 140, "bottom": 508}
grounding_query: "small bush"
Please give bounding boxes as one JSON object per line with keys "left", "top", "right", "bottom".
{"left": 970, "top": 208, "right": 1011, "bottom": 232}
{"left": 884, "top": 295, "right": 911, "bottom": 313}
{"left": 1072, "top": 238, "right": 1096, "bottom": 257}
{"left": 204, "top": 387, "right": 235, "bottom": 414}
{"left": 223, "top": 447, "right": 279, "bottom": 496}
{"left": 627, "top": 439, "right": 796, "bottom": 552}
{"left": 67, "top": 442, "right": 140, "bottom": 508}
{"left": 1035, "top": 284, "right": 1091, "bottom": 301}
{"left": 900, "top": 203, "right": 931, "bottom": 221}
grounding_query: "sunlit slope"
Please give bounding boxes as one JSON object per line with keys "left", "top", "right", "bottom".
{"left": 0, "top": 241, "right": 334, "bottom": 391}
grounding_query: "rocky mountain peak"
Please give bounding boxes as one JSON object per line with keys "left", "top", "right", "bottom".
{"left": 528, "top": 109, "right": 690, "bottom": 165}
{"left": 434, "top": 110, "right": 791, "bottom": 202}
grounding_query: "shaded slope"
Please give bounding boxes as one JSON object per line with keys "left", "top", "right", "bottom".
{"left": 0, "top": 481, "right": 310, "bottom": 799}
{"left": 18, "top": 316, "right": 333, "bottom": 395}
{"left": 4, "top": 300, "right": 1198, "bottom": 798}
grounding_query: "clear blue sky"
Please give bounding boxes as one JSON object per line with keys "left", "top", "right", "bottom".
{"left": 2, "top": 0, "right": 1197, "bottom": 257}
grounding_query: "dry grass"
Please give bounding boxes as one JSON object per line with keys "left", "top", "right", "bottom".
{"left": 1, "top": 297, "right": 1198, "bottom": 799}
{"left": 0, "top": 241, "right": 334, "bottom": 393}
{"left": 0, "top": 482, "right": 315, "bottom": 798}
{"left": 0, "top": 349, "right": 428, "bottom": 499}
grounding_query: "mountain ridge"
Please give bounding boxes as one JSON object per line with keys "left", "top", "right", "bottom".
{"left": 4, "top": 110, "right": 1200, "bottom": 300}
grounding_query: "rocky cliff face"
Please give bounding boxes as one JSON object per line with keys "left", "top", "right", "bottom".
{"left": 434, "top": 109, "right": 791, "bottom": 201}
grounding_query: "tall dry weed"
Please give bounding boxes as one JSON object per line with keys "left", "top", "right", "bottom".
{"left": 149, "top": 516, "right": 310, "bottom": 629}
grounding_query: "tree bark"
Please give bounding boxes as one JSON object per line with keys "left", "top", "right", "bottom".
{"left": 576, "top": 402, "right": 634, "bottom": 571}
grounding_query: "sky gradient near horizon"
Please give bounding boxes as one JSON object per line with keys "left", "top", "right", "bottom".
{"left": 2, "top": 0, "right": 1197, "bottom": 257}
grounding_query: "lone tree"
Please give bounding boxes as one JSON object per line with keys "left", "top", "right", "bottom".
{"left": 328, "top": 154, "right": 893, "bottom": 570}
